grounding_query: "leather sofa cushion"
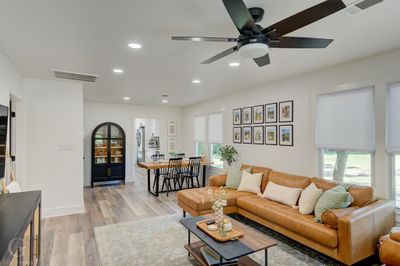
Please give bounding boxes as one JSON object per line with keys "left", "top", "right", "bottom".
{"left": 321, "top": 207, "right": 359, "bottom": 229}
{"left": 241, "top": 164, "right": 271, "bottom": 193}
{"left": 237, "top": 196, "right": 338, "bottom": 248}
{"left": 268, "top": 171, "right": 311, "bottom": 190}
{"left": 311, "top": 178, "right": 375, "bottom": 207}
{"left": 176, "top": 187, "right": 254, "bottom": 211}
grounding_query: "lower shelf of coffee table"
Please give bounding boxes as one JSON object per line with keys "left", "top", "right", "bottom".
{"left": 184, "top": 241, "right": 259, "bottom": 266}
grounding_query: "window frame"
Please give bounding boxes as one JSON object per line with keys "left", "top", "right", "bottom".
{"left": 319, "top": 148, "right": 375, "bottom": 187}
{"left": 390, "top": 152, "right": 400, "bottom": 209}
{"left": 193, "top": 112, "right": 224, "bottom": 169}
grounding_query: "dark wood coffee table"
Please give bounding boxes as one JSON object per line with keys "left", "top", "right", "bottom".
{"left": 180, "top": 214, "right": 277, "bottom": 266}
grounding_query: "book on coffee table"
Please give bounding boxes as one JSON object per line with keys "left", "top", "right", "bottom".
{"left": 200, "top": 246, "right": 239, "bottom": 266}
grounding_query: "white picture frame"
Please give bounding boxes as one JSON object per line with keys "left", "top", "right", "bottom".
{"left": 168, "top": 122, "right": 177, "bottom": 136}
{"left": 167, "top": 138, "right": 177, "bottom": 152}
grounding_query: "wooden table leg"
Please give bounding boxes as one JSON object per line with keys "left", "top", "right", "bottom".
{"left": 202, "top": 165, "right": 207, "bottom": 187}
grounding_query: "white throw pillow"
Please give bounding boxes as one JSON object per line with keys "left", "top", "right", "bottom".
{"left": 298, "top": 182, "right": 323, "bottom": 215}
{"left": 237, "top": 171, "right": 263, "bottom": 194}
{"left": 262, "top": 181, "right": 302, "bottom": 207}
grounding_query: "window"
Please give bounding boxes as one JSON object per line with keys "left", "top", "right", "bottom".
{"left": 387, "top": 82, "right": 400, "bottom": 208}
{"left": 194, "top": 116, "right": 206, "bottom": 156}
{"left": 322, "top": 149, "right": 372, "bottom": 186}
{"left": 316, "top": 87, "right": 375, "bottom": 186}
{"left": 194, "top": 142, "right": 206, "bottom": 157}
{"left": 394, "top": 155, "right": 400, "bottom": 208}
{"left": 193, "top": 113, "right": 224, "bottom": 168}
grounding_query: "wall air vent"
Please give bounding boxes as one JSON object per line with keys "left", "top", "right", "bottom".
{"left": 342, "top": 0, "right": 383, "bottom": 15}
{"left": 52, "top": 69, "right": 98, "bottom": 82}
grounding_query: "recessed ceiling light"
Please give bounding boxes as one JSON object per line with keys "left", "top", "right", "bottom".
{"left": 113, "top": 68, "right": 124, "bottom": 74}
{"left": 123, "top": 96, "right": 130, "bottom": 101}
{"left": 161, "top": 94, "right": 168, "bottom": 103}
{"left": 192, "top": 37, "right": 201, "bottom": 42}
{"left": 128, "top": 42, "right": 142, "bottom": 49}
{"left": 229, "top": 62, "right": 240, "bottom": 67}
{"left": 192, "top": 79, "right": 201, "bottom": 84}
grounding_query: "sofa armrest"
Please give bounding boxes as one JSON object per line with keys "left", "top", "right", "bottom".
{"left": 337, "top": 199, "right": 395, "bottom": 265}
{"left": 209, "top": 175, "right": 227, "bottom": 187}
{"left": 380, "top": 238, "right": 400, "bottom": 266}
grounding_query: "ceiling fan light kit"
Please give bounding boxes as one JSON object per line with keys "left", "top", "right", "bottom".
{"left": 238, "top": 42, "right": 269, "bottom": 59}
{"left": 172, "top": 0, "right": 347, "bottom": 67}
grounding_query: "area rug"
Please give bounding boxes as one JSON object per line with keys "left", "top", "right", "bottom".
{"left": 93, "top": 214, "right": 351, "bottom": 266}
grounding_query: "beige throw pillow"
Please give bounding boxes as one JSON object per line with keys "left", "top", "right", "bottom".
{"left": 262, "top": 181, "right": 303, "bottom": 207}
{"left": 237, "top": 171, "right": 263, "bottom": 194}
{"left": 298, "top": 182, "right": 323, "bottom": 215}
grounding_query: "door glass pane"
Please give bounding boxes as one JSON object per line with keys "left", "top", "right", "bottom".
{"left": 210, "top": 143, "right": 223, "bottom": 168}
{"left": 95, "top": 125, "right": 108, "bottom": 138}
{"left": 395, "top": 155, "right": 400, "bottom": 208}
{"left": 111, "top": 125, "right": 122, "bottom": 138}
{"left": 110, "top": 139, "right": 123, "bottom": 164}
{"left": 322, "top": 149, "right": 372, "bottom": 186}
{"left": 94, "top": 139, "right": 108, "bottom": 164}
{"left": 195, "top": 142, "right": 206, "bottom": 157}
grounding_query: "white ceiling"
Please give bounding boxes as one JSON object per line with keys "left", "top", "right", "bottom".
{"left": 0, "top": 0, "right": 399, "bottom": 106}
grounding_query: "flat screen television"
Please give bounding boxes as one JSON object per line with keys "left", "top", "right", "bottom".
{"left": 0, "top": 105, "right": 8, "bottom": 178}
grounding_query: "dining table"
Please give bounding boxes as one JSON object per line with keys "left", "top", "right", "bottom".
{"left": 137, "top": 159, "right": 214, "bottom": 197}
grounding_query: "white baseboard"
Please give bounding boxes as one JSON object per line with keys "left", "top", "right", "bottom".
{"left": 42, "top": 204, "right": 85, "bottom": 218}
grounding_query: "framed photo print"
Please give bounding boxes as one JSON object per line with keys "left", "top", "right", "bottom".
{"left": 252, "top": 105, "right": 264, "bottom": 124}
{"left": 233, "top": 108, "right": 242, "bottom": 125}
{"left": 279, "top": 125, "right": 293, "bottom": 146}
{"left": 253, "top": 126, "right": 264, "bottom": 145}
{"left": 265, "top": 103, "right": 277, "bottom": 123}
{"left": 265, "top": 125, "right": 277, "bottom": 145}
{"left": 233, "top": 127, "right": 242, "bottom": 143}
{"left": 279, "top": 100, "right": 294, "bottom": 123}
{"left": 167, "top": 138, "right": 177, "bottom": 152}
{"left": 168, "top": 122, "right": 177, "bottom": 136}
{"left": 243, "top": 127, "right": 252, "bottom": 144}
{"left": 242, "top": 107, "right": 252, "bottom": 125}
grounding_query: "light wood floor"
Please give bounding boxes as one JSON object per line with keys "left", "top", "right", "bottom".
{"left": 41, "top": 167, "right": 182, "bottom": 266}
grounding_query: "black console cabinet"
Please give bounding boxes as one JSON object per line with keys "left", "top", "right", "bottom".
{"left": 91, "top": 122, "right": 126, "bottom": 187}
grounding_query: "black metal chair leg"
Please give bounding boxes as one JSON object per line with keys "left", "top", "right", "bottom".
{"left": 161, "top": 178, "right": 166, "bottom": 192}
{"left": 196, "top": 176, "right": 200, "bottom": 188}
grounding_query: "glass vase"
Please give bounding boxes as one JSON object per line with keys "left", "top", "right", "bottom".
{"left": 215, "top": 207, "right": 224, "bottom": 225}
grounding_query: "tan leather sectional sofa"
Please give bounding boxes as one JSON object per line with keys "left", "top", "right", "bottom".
{"left": 176, "top": 164, "right": 396, "bottom": 265}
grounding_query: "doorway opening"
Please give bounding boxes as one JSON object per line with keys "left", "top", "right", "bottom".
{"left": 134, "top": 118, "right": 160, "bottom": 164}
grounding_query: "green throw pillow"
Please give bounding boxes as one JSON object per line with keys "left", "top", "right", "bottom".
{"left": 313, "top": 185, "right": 354, "bottom": 223}
{"left": 226, "top": 168, "right": 251, "bottom": 189}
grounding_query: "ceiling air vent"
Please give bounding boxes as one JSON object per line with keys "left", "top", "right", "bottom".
{"left": 342, "top": 0, "right": 383, "bottom": 15}
{"left": 53, "top": 69, "right": 98, "bottom": 82}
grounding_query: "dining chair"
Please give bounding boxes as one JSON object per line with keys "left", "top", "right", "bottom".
{"left": 160, "top": 158, "right": 182, "bottom": 196}
{"left": 180, "top": 157, "right": 201, "bottom": 189}
{"left": 151, "top": 154, "right": 165, "bottom": 190}
{"left": 176, "top": 153, "right": 185, "bottom": 159}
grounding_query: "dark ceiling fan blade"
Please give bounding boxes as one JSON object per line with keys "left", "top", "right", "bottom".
{"left": 253, "top": 53, "right": 271, "bottom": 67}
{"left": 202, "top": 46, "right": 238, "bottom": 64}
{"left": 171, "top": 36, "right": 238, "bottom": 42}
{"left": 222, "top": 0, "right": 258, "bottom": 34}
{"left": 262, "top": 0, "right": 346, "bottom": 37}
{"left": 269, "top": 37, "right": 333, "bottom": 48}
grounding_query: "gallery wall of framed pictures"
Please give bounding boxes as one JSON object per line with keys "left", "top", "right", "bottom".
{"left": 232, "top": 100, "right": 294, "bottom": 146}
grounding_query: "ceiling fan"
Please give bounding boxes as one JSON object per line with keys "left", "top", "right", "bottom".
{"left": 171, "top": 0, "right": 346, "bottom": 67}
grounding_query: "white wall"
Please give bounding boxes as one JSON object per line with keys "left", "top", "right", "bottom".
{"left": 83, "top": 102, "right": 181, "bottom": 186}
{"left": 0, "top": 51, "right": 23, "bottom": 185}
{"left": 23, "top": 78, "right": 84, "bottom": 218}
{"left": 182, "top": 48, "right": 400, "bottom": 199}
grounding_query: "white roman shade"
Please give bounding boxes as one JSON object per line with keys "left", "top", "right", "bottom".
{"left": 316, "top": 87, "right": 375, "bottom": 152}
{"left": 208, "top": 113, "right": 223, "bottom": 143}
{"left": 387, "top": 82, "right": 400, "bottom": 152}
{"left": 194, "top": 116, "right": 206, "bottom": 142}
